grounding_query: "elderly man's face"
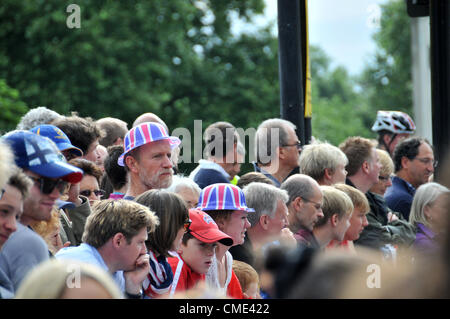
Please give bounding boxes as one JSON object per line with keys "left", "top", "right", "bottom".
{"left": 134, "top": 140, "right": 173, "bottom": 190}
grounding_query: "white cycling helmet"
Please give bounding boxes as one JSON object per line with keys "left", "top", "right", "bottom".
{"left": 371, "top": 111, "right": 416, "bottom": 134}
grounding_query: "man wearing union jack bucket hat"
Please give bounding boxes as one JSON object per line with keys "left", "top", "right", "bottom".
{"left": 196, "top": 183, "right": 254, "bottom": 299}
{"left": 118, "top": 122, "right": 181, "bottom": 199}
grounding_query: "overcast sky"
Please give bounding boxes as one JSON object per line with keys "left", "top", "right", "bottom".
{"left": 232, "top": 0, "right": 389, "bottom": 76}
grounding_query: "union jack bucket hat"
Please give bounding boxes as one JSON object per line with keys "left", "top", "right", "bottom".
{"left": 118, "top": 122, "right": 181, "bottom": 166}
{"left": 1, "top": 130, "right": 83, "bottom": 184}
{"left": 197, "top": 183, "right": 255, "bottom": 213}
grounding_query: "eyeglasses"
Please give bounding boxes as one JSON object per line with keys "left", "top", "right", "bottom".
{"left": 0, "top": 188, "right": 5, "bottom": 200}
{"left": 79, "top": 189, "right": 106, "bottom": 198}
{"left": 413, "top": 157, "right": 438, "bottom": 168}
{"left": 27, "top": 175, "right": 68, "bottom": 195}
{"left": 282, "top": 141, "right": 302, "bottom": 151}
{"left": 183, "top": 219, "right": 192, "bottom": 232}
{"left": 302, "top": 198, "right": 322, "bottom": 210}
{"left": 378, "top": 175, "right": 392, "bottom": 182}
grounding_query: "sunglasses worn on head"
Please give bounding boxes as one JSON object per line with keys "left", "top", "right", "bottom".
{"left": 184, "top": 219, "right": 192, "bottom": 232}
{"left": 79, "top": 189, "right": 105, "bottom": 198}
{"left": 27, "top": 175, "right": 68, "bottom": 195}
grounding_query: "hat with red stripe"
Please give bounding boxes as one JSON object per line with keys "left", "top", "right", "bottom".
{"left": 196, "top": 183, "right": 255, "bottom": 213}
{"left": 188, "top": 209, "right": 233, "bottom": 246}
{"left": 118, "top": 122, "right": 181, "bottom": 166}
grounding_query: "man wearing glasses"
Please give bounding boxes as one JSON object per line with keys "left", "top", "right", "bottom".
{"left": 0, "top": 130, "right": 83, "bottom": 293}
{"left": 281, "top": 174, "right": 324, "bottom": 249}
{"left": 254, "top": 118, "right": 302, "bottom": 187}
{"left": 385, "top": 137, "right": 436, "bottom": 220}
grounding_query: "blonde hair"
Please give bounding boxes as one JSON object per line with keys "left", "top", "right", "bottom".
{"left": 15, "top": 259, "right": 123, "bottom": 299}
{"left": 31, "top": 209, "right": 61, "bottom": 254}
{"left": 299, "top": 140, "right": 348, "bottom": 182}
{"left": 0, "top": 141, "right": 14, "bottom": 190}
{"left": 315, "top": 186, "right": 353, "bottom": 228}
{"left": 376, "top": 149, "right": 394, "bottom": 177}
{"left": 333, "top": 183, "right": 369, "bottom": 213}
{"left": 82, "top": 199, "right": 159, "bottom": 248}
{"left": 232, "top": 260, "right": 259, "bottom": 292}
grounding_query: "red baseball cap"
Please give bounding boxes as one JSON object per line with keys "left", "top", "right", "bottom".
{"left": 188, "top": 209, "right": 233, "bottom": 246}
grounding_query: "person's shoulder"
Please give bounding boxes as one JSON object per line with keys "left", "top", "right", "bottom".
{"left": 3, "top": 224, "right": 47, "bottom": 252}
{"left": 55, "top": 243, "right": 95, "bottom": 263}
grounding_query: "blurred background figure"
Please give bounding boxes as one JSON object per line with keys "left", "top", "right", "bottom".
{"left": 15, "top": 259, "right": 123, "bottom": 299}
{"left": 370, "top": 149, "right": 394, "bottom": 196}
{"left": 371, "top": 110, "right": 416, "bottom": 157}
{"left": 409, "top": 182, "right": 449, "bottom": 256}
{"left": 166, "top": 175, "right": 201, "bottom": 209}
{"left": 15, "top": 106, "right": 63, "bottom": 131}
{"left": 69, "top": 158, "right": 105, "bottom": 206}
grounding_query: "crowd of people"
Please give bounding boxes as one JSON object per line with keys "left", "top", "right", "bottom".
{"left": 0, "top": 107, "right": 448, "bottom": 299}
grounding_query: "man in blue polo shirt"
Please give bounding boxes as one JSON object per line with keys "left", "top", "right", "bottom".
{"left": 385, "top": 137, "right": 435, "bottom": 220}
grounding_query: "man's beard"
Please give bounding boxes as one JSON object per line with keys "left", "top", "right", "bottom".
{"left": 140, "top": 170, "right": 173, "bottom": 190}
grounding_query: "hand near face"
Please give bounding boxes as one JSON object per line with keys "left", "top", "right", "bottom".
{"left": 123, "top": 253, "right": 150, "bottom": 295}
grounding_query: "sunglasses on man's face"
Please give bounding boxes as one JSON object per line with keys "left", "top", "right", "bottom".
{"left": 79, "top": 189, "right": 105, "bottom": 198}
{"left": 27, "top": 175, "right": 68, "bottom": 195}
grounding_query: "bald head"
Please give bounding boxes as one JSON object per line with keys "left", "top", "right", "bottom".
{"left": 281, "top": 174, "right": 320, "bottom": 206}
{"left": 132, "top": 113, "right": 169, "bottom": 132}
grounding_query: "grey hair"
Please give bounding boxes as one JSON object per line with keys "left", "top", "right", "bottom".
{"left": 237, "top": 141, "right": 246, "bottom": 156}
{"left": 167, "top": 175, "right": 201, "bottom": 196}
{"left": 255, "top": 118, "right": 296, "bottom": 165}
{"left": 243, "top": 182, "right": 289, "bottom": 227}
{"left": 409, "top": 182, "right": 449, "bottom": 228}
{"left": 16, "top": 106, "right": 63, "bottom": 130}
{"left": 299, "top": 140, "right": 348, "bottom": 182}
{"left": 280, "top": 174, "right": 318, "bottom": 206}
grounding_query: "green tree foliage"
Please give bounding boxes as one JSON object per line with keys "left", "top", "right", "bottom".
{"left": 358, "top": 0, "right": 412, "bottom": 124}
{"left": 310, "top": 46, "right": 372, "bottom": 146}
{"left": 0, "top": 0, "right": 271, "bottom": 130}
{"left": 0, "top": 79, "right": 28, "bottom": 133}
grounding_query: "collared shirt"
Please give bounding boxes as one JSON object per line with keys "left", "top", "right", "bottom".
{"left": 384, "top": 176, "right": 416, "bottom": 220}
{"left": 413, "top": 223, "right": 439, "bottom": 255}
{"left": 294, "top": 227, "right": 320, "bottom": 250}
{"left": 252, "top": 162, "right": 281, "bottom": 187}
{"left": 167, "top": 252, "right": 205, "bottom": 297}
{"left": 190, "top": 159, "right": 230, "bottom": 189}
{"left": 55, "top": 243, "right": 125, "bottom": 291}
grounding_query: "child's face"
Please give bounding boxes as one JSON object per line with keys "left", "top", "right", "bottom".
{"left": 220, "top": 210, "right": 250, "bottom": 246}
{"left": 180, "top": 237, "right": 216, "bottom": 274}
{"left": 334, "top": 212, "right": 351, "bottom": 242}
{"left": 245, "top": 282, "right": 259, "bottom": 299}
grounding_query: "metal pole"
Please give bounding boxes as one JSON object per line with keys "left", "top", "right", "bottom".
{"left": 277, "top": 0, "right": 305, "bottom": 145}
{"left": 429, "top": 0, "right": 450, "bottom": 180}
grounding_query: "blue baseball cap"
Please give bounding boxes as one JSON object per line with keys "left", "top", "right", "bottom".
{"left": 30, "top": 124, "right": 83, "bottom": 157}
{"left": 1, "top": 130, "right": 83, "bottom": 184}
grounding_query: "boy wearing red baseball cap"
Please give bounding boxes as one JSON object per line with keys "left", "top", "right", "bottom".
{"left": 168, "top": 209, "right": 233, "bottom": 297}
